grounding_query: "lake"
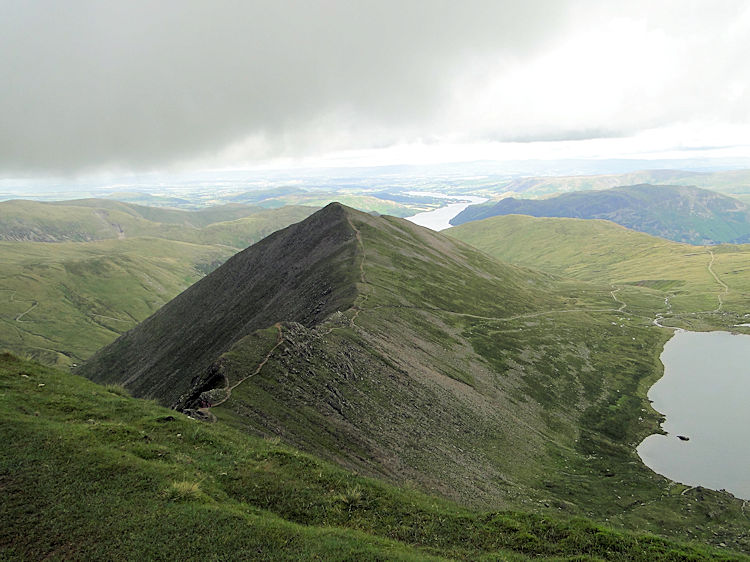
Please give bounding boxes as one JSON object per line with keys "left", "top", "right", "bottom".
{"left": 405, "top": 195, "right": 487, "bottom": 231}
{"left": 637, "top": 330, "right": 750, "bottom": 499}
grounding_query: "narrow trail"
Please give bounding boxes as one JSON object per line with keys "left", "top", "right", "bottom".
{"left": 196, "top": 323, "right": 285, "bottom": 421}
{"left": 444, "top": 306, "right": 625, "bottom": 323}
{"left": 91, "top": 313, "right": 131, "bottom": 323}
{"left": 610, "top": 287, "right": 627, "bottom": 312}
{"left": 1, "top": 289, "right": 36, "bottom": 321}
{"left": 680, "top": 485, "right": 696, "bottom": 496}
{"left": 15, "top": 301, "right": 38, "bottom": 322}
{"left": 345, "top": 215, "right": 373, "bottom": 330}
{"left": 0, "top": 289, "right": 17, "bottom": 301}
{"left": 192, "top": 217, "right": 373, "bottom": 421}
{"left": 707, "top": 250, "right": 729, "bottom": 312}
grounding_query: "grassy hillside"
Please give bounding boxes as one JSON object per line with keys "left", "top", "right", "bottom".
{"left": 451, "top": 184, "right": 750, "bottom": 245}
{"left": 79, "top": 205, "right": 750, "bottom": 551}
{"left": 0, "top": 198, "right": 316, "bottom": 245}
{"left": 0, "top": 238, "right": 235, "bottom": 366}
{"left": 0, "top": 204, "right": 318, "bottom": 365}
{"left": 446, "top": 214, "right": 750, "bottom": 330}
{"left": 2, "top": 353, "right": 743, "bottom": 560}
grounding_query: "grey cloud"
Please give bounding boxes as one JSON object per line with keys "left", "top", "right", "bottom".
{"left": 0, "top": 0, "right": 569, "bottom": 173}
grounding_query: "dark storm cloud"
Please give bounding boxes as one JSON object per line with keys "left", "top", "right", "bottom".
{"left": 0, "top": 0, "right": 569, "bottom": 173}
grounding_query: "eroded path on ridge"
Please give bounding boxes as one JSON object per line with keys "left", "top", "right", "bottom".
{"left": 344, "top": 216, "right": 374, "bottom": 329}
{"left": 197, "top": 219, "right": 372, "bottom": 420}
{"left": 196, "top": 323, "right": 285, "bottom": 421}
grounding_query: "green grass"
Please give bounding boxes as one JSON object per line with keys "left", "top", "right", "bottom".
{"left": 0, "top": 198, "right": 316, "bottom": 244}
{"left": 1, "top": 353, "right": 742, "bottom": 560}
{"left": 0, "top": 204, "right": 318, "bottom": 366}
{"left": 0, "top": 238, "right": 235, "bottom": 366}
{"left": 447, "top": 214, "right": 750, "bottom": 329}
{"left": 5, "top": 204, "right": 750, "bottom": 557}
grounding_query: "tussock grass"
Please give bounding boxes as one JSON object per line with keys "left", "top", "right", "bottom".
{"left": 104, "top": 383, "right": 130, "bottom": 397}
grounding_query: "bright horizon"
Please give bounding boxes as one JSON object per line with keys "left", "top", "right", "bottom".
{"left": 2, "top": 1, "right": 750, "bottom": 183}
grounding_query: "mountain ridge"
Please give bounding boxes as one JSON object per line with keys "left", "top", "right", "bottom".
{"left": 74, "top": 202, "right": 750, "bottom": 548}
{"left": 79, "top": 202, "right": 360, "bottom": 406}
{"left": 450, "top": 184, "right": 750, "bottom": 244}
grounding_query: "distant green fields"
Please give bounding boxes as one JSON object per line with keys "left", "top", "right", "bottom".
{"left": 0, "top": 198, "right": 316, "bottom": 245}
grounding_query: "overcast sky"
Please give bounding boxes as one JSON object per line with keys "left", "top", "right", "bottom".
{"left": 2, "top": 0, "right": 750, "bottom": 177}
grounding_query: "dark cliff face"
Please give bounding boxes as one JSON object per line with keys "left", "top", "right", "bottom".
{"left": 78, "top": 203, "right": 361, "bottom": 406}
{"left": 450, "top": 184, "right": 750, "bottom": 244}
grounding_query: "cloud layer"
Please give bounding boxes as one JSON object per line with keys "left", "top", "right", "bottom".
{"left": 2, "top": 1, "right": 749, "bottom": 174}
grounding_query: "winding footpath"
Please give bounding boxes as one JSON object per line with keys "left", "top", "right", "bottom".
{"left": 15, "top": 301, "right": 38, "bottom": 322}
{"left": 610, "top": 287, "right": 627, "bottom": 312}
{"left": 196, "top": 323, "right": 285, "bottom": 421}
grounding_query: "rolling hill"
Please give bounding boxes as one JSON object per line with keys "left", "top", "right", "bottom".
{"left": 0, "top": 203, "right": 317, "bottom": 365}
{"left": 0, "top": 198, "right": 316, "bottom": 246}
{"left": 451, "top": 184, "right": 750, "bottom": 245}
{"left": 446, "top": 214, "right": 750, "bottom": 330}
{"left": 493, "top": 169, "right": 750, "bottom": 200}
{"left": 78, "top": 203, "right": 750, "bottom": 551}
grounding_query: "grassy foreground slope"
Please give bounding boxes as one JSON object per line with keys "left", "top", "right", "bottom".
{"left": 447, "top": 214, "right": 750, "bottom": 330}
{"left": 1, "top": 353, "right": 742, "bottom": 561}
{"left": 80, "top": 205, "right": 750, "bottom": 550}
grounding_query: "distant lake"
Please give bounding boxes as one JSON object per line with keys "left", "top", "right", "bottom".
{"left": 637, "top": 330, "right": 750, "bottom": 499}
{"left": 405, "top": 195, "right": 487, "bottom": 231}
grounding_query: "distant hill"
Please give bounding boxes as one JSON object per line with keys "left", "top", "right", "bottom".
{"left": 77, "top": 204, "right": 750, "bottom": 550}
{"left": 494, "top": 169, "right": 750, "bottom": 200}
{"left": 0, "top": 203, "right": 317, "bottom": 365}
{"left": 0, "top": 198, "right": 316, "bottom": 246}
{"left": 451, "top": 184, "right": 750, "bottom": 244}
{"left": 447, "top": 214, "right": 750, "bottom": 323}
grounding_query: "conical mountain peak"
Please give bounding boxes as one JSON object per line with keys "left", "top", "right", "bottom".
{"left": 79, "top": 203, "right": 364, "bottom": 405}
